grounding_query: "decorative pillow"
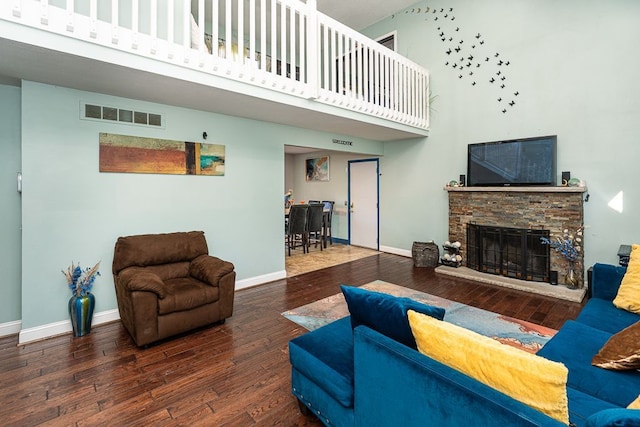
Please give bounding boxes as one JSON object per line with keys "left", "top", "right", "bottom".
{"left": 340, "top": 285, "right": 445, "bottom": 349}
{"left": 629, "top": 395, "right": 640, "bottom": 409}
{"left": 614, "top": 244, "right": 640, "bottom": 314}
{"left": 408, "top": 310, "right": 569, "bottom": 424}
{"left": 592, "top": 321, "right": 640, "bottom": 370}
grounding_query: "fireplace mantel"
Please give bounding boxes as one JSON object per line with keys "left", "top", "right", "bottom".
{"left": 445, "top": 186, "right": 587, "bottom": 193}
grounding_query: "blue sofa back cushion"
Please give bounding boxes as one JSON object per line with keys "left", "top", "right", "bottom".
{"left": 537, "top": 320, "right": 640, "bottom": 408}
{"left": 586, "top": 409, "right": 640, "bottom": 427}
{"left": 340, "top": 285, "right": 445, "bottom": 349}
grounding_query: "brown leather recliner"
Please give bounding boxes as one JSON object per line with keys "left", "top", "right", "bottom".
{"left": 112, "top": 231, "right": 235, "bottom": 346}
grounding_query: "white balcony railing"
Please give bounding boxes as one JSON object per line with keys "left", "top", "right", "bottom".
{"left": 4, "top": 0, "right": 429, "bottom": 129}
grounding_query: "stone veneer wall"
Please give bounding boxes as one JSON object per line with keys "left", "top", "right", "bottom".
{"left": 447, "top": 188, "right": 585, "bottom": 287}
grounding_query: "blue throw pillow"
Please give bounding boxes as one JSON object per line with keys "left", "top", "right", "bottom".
{"left": 340, "top": 285, "right": 445, "bottom": 349}
{"left": 586, "top": 409, "right": 640, "bottom": 427}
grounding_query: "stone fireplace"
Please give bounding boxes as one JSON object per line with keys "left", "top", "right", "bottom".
{"left": 445, "top": 186, "right": 586, "bottom": 291}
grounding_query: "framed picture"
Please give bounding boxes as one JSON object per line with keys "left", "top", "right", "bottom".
{"left": 305, "top": 156, "right": 329, "bottom": 182}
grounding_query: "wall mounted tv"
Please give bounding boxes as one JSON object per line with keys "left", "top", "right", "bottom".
{"left": 467, "top": 135, "right": 557, "bottom": 187}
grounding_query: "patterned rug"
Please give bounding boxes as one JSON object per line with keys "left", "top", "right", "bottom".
{"left": 282, "top": 280, "right": 557, "bottom": 353}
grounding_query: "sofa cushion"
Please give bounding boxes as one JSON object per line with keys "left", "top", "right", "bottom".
{"left": 340, "top": 285, "right": 445, "bottom": 349}
{"left": 613, "top": 244, "right": 640, "bottom": 314}
{"left": 288, "top": 317, "right": 355, "bottom": 408}
{"left": 408, "top": 310, "right": 569, "bottom": 424}
{"left": 567, "top": 387, "right": 620, "bottom": 427}
{"left": 592, "top": 321, "right": 640, "bottom": 370}
{"left": 577, "top": 298, "right": 640, "bottom": 334}
{"left": 537, "top": 320, "right": 640, "bottom": 407}
{"left": 585, "top": 408, "right": 640, "bottom": 427}
{"left": 158, "top": 277, "right": 219, "bottom": 314}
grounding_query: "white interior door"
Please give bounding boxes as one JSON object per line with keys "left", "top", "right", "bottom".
{"left": 349, "top": 159, "right": 379, "bottom": 249}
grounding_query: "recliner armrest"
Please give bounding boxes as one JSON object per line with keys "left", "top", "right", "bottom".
{"left": 118, "top": 269, "right": 166, "bottom": 298}
{"left": 189, "top": 255, "right": 235, "bottom": 286}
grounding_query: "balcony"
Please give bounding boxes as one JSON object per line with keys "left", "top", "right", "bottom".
{"left": 0, "top": 0, "right": 429, "bottom": 140}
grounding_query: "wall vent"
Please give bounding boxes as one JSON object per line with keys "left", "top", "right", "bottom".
{"left": 80, "top": 102, "right": 164, "bottom": 128}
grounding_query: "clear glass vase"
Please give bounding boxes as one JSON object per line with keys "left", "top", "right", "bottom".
{"left": 565, "top": 263, "right": 579, "bottom": 290}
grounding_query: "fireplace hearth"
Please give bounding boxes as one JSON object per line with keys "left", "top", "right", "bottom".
{"left": 467, "top": 224, "right": 550, "bottom": 282}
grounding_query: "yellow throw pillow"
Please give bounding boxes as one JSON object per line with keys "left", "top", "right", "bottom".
{"left": 629, "top": 395, "right": 640, "bottom": 409}
{"left": 614, "top": 244, "right": 640, "bottom": 314}
{"left": 408, "top": 310, "right": 569, "bottom": 424}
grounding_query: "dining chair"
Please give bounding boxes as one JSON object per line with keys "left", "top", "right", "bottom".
{"left": 322, "top": 201, "right": 335, "bottom": 247}
{"left": 286, "top": 204, "right": 309, "bottom": 256}
{"left": 306, "top": 203, "right": 325, "bottom": 251}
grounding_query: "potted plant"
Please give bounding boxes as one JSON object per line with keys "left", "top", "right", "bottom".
{"left": 62, "top": 261, "right": 100, "bottom": 336}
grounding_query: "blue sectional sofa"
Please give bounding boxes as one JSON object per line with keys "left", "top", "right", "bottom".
{"left": 288, "top": 263, "right": 640, "bottom": 426}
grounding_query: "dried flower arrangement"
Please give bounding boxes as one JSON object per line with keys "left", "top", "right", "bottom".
{"left": 62, "top": 262, "right": 101, "bottom": 297}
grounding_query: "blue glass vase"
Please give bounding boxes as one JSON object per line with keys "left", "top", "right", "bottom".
{"left": 68, "top": 293, "right": 95, "bottom": 337}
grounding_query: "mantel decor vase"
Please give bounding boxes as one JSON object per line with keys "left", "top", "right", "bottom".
{"left": 68, "top": 293, "right": 95, "bottom": 337}
{"left": 565, "top": 263, "right": 579, "bottom": 290}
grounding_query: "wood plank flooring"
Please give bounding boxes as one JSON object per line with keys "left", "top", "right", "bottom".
{"left": 0, "top": 254, "right": 585, "bottom": 426}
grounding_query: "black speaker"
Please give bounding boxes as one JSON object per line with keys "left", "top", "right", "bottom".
{"left": 550, "top": 270, "right": 558, "bottom": 285}
{"left": 459, "top": 174, "right": 466, "bottom": 186}
{"left": 561, "top": 171, "right": 571, "bottom": 186}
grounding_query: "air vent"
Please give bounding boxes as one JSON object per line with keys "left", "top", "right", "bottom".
{"left": 81, "top": 102, "right": 164, "bottom": 128}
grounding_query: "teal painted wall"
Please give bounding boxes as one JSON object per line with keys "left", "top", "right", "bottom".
{"left": 18, "top": 81, "right": 382, "bottom": 330}
{"left": 0, "top": 84, "right": 21, "bottom": 324}
{"left": 363, "top": 0, "right": 640, "bottom": 267}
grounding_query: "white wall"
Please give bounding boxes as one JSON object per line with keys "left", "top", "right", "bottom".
{"left": 17, "top": 81, "right": 383, "bottom": 334}
{"left": 363, "top": 0, "right": 640, "bottom": 268}
{"left": 0, "top": 84, "right": 21, "bottom": 327}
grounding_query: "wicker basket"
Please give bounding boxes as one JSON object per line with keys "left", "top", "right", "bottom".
{"left": 412, "top": 241, "right": 440, "bottom": 268}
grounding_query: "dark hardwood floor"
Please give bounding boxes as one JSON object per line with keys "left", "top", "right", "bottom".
{"left": 0, "top": 254, "right": 585, "bottom": 426}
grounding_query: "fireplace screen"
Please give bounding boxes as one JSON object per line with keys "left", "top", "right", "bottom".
{"left": 467, "top": 224, "right": 550, "bottom": 282}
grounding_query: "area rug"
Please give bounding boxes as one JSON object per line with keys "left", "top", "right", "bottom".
{"left": 282, "top": 280, "right": 557, "bottom": 353}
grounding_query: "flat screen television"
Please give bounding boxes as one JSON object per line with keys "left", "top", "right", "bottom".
{"left": 467, "top": 135, "right": 557, "bottom": 187}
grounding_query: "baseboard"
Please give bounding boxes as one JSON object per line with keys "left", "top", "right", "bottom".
{"left": 18, "top": 309, "right": 121, "bottom": 345}
{"left": 331, "top": 238, "right": 349, "bottom": 245}
{"left": 235, "top": 270, "right": 287, "bottom": 290}
{"left": 0, "top": 320, "right": 21, "bottom": 338}
{"left": 379, "top": 245, "right": 411, "bottom": 257}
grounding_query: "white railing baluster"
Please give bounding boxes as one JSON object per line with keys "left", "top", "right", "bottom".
{"left": 211, "top": 0, "right": 219, "bottom": 61}
{"left": 183, "top": 0, "right": 190, "bottom": 63}
{"left": 249, "top": 0, "right": 256, "bottom": 75}
{"left": 238, "top": 0, "right": 244, "bottom": 68}
{"left": 283, "top": 1, "right": 287, "bottom": 79}
{"left": 322, "top": 23, "right": 328, "bottom": 92}
{"left": 132, "top": 0, "right": 139, "bottom": 49}
{"left": 66, "top": 0, "right": 73, "bottom": 32}
{"left": 225, "top": 0, "right": 231, "bottom": 64}
{"left": 260, "top": 0, "right": 266, "bottom": 74}
{"left": 40, "top": 0, "right": 48, "bottom": 25}
{"left": 150, "top": 0, "right": 157, "bottom": 53}
{"left": 197, "top": 0, "right": 205, "bottom": 52}
{"left": 7, "top": 0, "right": 429, "bottom": 129}
{"left": 289, "top": 6, "right": 295, "bottom": 86}
{"left": 12, "top": 0, "right": 21, "bottom": 18}
{"left": 111, "top": 0, "right": 118, "bottom": 44}
{"left": 270, "top": 0, "right": 276, "bottom": 80}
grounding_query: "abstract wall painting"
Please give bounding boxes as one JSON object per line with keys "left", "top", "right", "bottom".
{"left": 99, "top": 133, "right": 225, "bottom": 176}
{"left": 305, "top": 156, "right": 329, "bottom": 182}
